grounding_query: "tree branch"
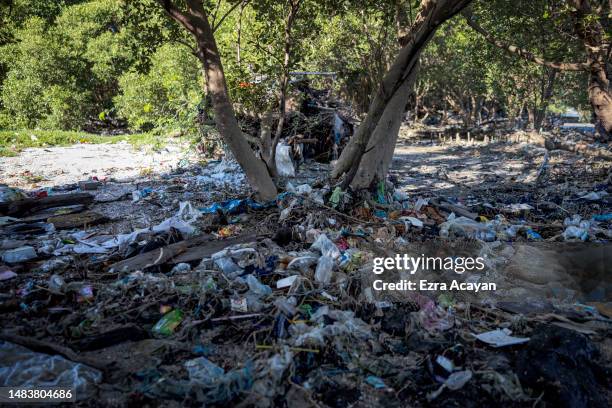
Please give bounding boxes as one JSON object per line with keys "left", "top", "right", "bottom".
{"left": 213, "top": 0, "right": 251, "bottom": 32}
{"left": 462, "top": 10, "right": 589, "bottom": 72}
{"left": 155, "top": 0, "right": 196, "bottom": 33}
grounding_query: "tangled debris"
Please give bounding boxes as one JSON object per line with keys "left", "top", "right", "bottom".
{"left": 0, "top": 130, "right": 611, "bottom": 407}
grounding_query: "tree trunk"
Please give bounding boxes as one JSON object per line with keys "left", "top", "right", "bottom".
{"left": 351, "top": 77, "right": 414, "bottom": 189}
{"left": 332, "top": 0, "right": 473, "bottom": 187}
{"left": 156, "top": 0, "right": 277, "bottom": 201}
{"left": 534, "top": 68, "right": 557, "bottom": 131}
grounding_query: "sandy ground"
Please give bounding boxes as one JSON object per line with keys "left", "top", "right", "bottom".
{"left": 0, "top": 141, "right": 199, "bottom": 188}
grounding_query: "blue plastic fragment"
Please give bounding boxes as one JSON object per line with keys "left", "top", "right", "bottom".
{"left": 592, "top": 213, "right": 612, "bottom": 222}
{"left": 373, "top": 209, "right": 387, "bottom": 219}
{"left": 526, "top": 229, "right": 542, "bottom": 240}
{"left": 366, "top": 375, "right": 388, "bottom": 389}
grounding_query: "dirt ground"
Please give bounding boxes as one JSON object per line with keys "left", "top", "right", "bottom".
{"left": 0, "top": 141, "right": 199, "bottom": 189}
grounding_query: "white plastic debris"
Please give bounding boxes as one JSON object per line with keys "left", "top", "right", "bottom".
{"left": 246, "top": 274, "right": 272, "bottom": 296}
{"left": 275, "top": 142, "right": 295, "bottom": 177}
{"left": 2, "top": 246, "right": 37, "bottom": 263}
{"left": 314, "top": 256, "right": 334, "bottom": 285}
{"left": 400, "top": 216, "right": 424, "bottom": 228}
{"left": 475, "top": 328, "right": 529, "bottom": 347}
{"left": 414, "top": 197, "right": 429, "bottom": 211}
{"left": 171, "top": 263, "right": 191, "bottom": 274}
{"left": 287, "top": 256, "right": 318, "bottom": 272}
{"left": 579, "top": 191, "right": 608, "bottom": 201}
{"left": 276, "top": 275, "right": 298, "bottom": 289}
{"left": 311, "top": 234, "right": 340, "bottom": 259}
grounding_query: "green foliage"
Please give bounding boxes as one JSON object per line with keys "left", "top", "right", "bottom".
{"left": 0, "top": 0, "right": 602, "bottom": 139}
{"left": 0, "top": 129, "right": 162, "bottom": 156}
{"left": 114, "top": 44, "right": 202, "bottom": 132}
{"left": 0, "top": 0, "right": 183, "bottom": 131}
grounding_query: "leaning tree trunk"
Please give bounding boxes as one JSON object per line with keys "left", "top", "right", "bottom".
{"left": 156, "top": 0, "right": 278, "bottom": 201}
{"left": 351, "top": 76, "right": 414, "bottom": 189}
{"left": 332, "top": 0, "right": 473, "bottom": 188}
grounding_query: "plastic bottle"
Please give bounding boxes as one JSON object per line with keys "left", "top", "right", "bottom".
{"left": 246, "top": 274, "right": 272, "bottom": 296}
{"left": 2, "top": 246, "right": 37, "bottom": 263}
{"left": 152, "top": 309, "right": 184, "bottom": 335}
{"left": 315, "top": 256, "right": 334, "bottom": 284}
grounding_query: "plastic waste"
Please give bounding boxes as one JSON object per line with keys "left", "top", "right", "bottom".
{"left": 504, "top": 203, "right": 534, "bottom": 213}
{"left": 439, "top": 214, "right": 492, "bottom": 240}
{"left": 0, "top": 186, "right": 27, "bottom": 203}
{"left": 132, "top": 187, "right": 153, "bottom": 202}
{"left": 213, "top": 256, "right": 241, "bottom": 276}
{"left": 525, "top": 229, "right": 542, "bottom": 240}
{"left": 276, "top": 275, "right": 298, "bottom": 289}
{"left": 275, "top": 142, "right": 295, "bottom": 177}
{"left": 579, "top": 191, "right": 608, "bottom": 201}
{"left": 76, "top": 285, "right": 94, "bottom": 303}
{"left": 329, "top": 187, "right": 342, "bottom": 208}
{"left": 183, "top": 357, "right": 253, "bottom": 404}
{"left": 427, "top": 370, "right": 473, "bottom": 401}
{"left": 435, "top": 355, "right": 454, "bottom": 373}
{"left": 563, "top": 225, "right": 589, "bottom": 241}
{"left": 170, "top": 263, "right": 191, "bottom": 274}
{"left": 230, "top": 297, "right": 249, "bottom": 312}
{"left": 414, "top": 197, "right": 429, "bottom": 211}
{"left": 311, "top": 234, "right": 341, "bottom": 259}
{"left": 152, "top": 309, "right": 184, "bottom": 336}
{"left": 400, "top": 216, "right": 424, "bottom": 228}
{"left": 287, "top": 256, "right": 318, "bottom": 272}
{"left": 393, "top": 190, "right": 409, "bottom": 202}
{"left": 274, "top": 296, "right": 297, "bottom": 316}
{"left": 445, "top": 370, "right": 472, "bottom": 390}
{"left": 2, "top": 246, "right": 37, "bottom": 263}
{"left": 0, "top": 341, "right": 102, "bottom": 399}
{"left": 245, "top": 274, "right": 272, "bottom": 296}
{"left": 48, "top": 274, "right": 66, "bottom": 294}
{"left": 475, "top": 328, "right": 529, "bottom": 347}
{"left": 365, "top": 375, "right": 388, "bottom": 389}
{"left": 0, "top": 270, "right": 17, "bottom": 281}
{"left": 592, "top": 213, "right": 612, "bottom": 222}
{"left": 314, "top": 256, "right": 334, "bottom": 285}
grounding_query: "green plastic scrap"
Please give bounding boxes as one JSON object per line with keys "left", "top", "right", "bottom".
{"left": 152, "top": 309, "right": 184, "bottom": 336}
{"left": 329, "top": 187, "right": 343, "bottom": 208}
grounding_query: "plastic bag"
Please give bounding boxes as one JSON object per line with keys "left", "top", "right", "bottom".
{"left": 275, "top": 143, "right": 295, "bottom": 177}
{"left": 245, "top": 274, "right": 272, "bottom": 296}
{"left": 315, "top": 256, "right": 334, "bottom": 284}
{"left": 0, "top": 341, "right": 101, "bottom": 399}
{"left": 183, "top": 357, "right": 253, "bottom": 404}
{"left": 0, "top": 186, "right": 27, "bottom": 204}
{"left": 439, "top": 214, "right": 491, "bottom": 240}
{"left": 311, "top": 234, "right": 340, "bottom": 259}
{"left": 287, "top": 256, "right": 318, "bottom": 272}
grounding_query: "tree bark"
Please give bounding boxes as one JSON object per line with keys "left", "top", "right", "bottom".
{"left": 534, "top": 68, "right": 557, "bottom": 130}
{"left": 351, "top": 77, "right": 414, "bottom": 189}
{"left": 155, "top": 0, "right": 277, "bottom": 201}
{"left": 332, "top": 0, "right": 473, "bottom": 188}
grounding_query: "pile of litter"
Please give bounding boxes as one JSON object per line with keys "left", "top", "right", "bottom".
{"left": 0, "top": 144, "right": 611, "bottom": 406}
